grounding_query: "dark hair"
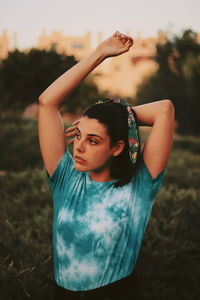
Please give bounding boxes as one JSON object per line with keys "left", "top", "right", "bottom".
{"left": 82, "top": 99, "right": 141, "bottom": 187}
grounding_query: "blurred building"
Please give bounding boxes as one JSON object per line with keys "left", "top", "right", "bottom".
{"left": 37, "top": 30, "right": 92, "bottom": 60}
{"left": 0, "top": 30, "right": 9, "bottom": 60}
{"left": 37, "top": 30, "right": 164, "bottom": 97}
{"left": 0, "top": 29, "right": 17, "bottom": 60}
{"left": 0, "top": 29, "right": 172, "bottom": 97}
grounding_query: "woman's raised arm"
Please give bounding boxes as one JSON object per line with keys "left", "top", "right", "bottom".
{"left": 133, "top": 100, "right": 175, "bottom": 179}
{"left": 38, "top": 31, "right": 134, "bottom": 177}
{"left": 38, "top": 31, "right": 133, "bottom": 106}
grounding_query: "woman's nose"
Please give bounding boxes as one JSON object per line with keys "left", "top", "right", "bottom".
{"left": 76, "top": 139, "right": 85, "bottom": 152}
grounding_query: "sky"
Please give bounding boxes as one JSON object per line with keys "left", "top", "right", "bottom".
{"left": 1, "top": 0, "right": 200, "bottom": 50}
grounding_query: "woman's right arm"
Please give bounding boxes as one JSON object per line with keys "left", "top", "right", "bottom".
{"left": 38, "top": 49, "right": 106, "bottom": 177}
{"left": 38, "top": 31, "right": 133, "bottom": 177}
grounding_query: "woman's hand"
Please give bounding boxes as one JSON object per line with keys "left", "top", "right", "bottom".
{"left": 96, "top": 31, "right": 134, "bottom": 59}
{"left": 65, "top": 119, "right": 80, "bottom": 144}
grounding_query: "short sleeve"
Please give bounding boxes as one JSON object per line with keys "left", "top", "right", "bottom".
{"left": 45, "top": 147, "right": 75, "bottom": 192}
{"left": 134, "top": 151, "right": 167, "bottom": 201}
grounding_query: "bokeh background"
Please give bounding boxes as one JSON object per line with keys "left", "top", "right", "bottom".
{"left": 0, "top": 1, "right": 200, "bottom": 299}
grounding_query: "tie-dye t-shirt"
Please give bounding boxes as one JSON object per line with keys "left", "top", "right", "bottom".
{"left": 46, "top": 147, "right": 167, "bottom": 291}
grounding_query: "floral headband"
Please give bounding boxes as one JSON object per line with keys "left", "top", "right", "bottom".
{"left": 95, "top": 98, "right": 139, "bottom": 165}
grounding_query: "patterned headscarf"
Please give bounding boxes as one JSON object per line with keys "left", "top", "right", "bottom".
{"left": 95, "top": 98, "right": 139, "bottom": 165}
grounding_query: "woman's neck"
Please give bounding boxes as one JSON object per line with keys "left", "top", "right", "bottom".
{"left": 89, "top": 168, "right": 113, "bottom": 182}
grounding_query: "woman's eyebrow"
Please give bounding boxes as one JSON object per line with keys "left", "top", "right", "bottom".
{"left": 76, "top": 127, "right": 103, "bottom": 140}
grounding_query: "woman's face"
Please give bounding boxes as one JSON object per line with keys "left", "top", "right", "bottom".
{"left": 73, "top": 116, "right": 119, "bottom": 174}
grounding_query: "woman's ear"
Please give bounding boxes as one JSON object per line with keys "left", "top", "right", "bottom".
{"left": 112, "top": 140, "right": 125, "bottom": 157}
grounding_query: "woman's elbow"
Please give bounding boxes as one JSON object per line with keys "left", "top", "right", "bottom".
{"left": 38, "top": 94, "right": 46, "bottom": 105}
{"left": 38, "top": 94, "right": 53, "bottom": 107}
{"left": 161, "top": 99, "right": 175, "bottom": 116}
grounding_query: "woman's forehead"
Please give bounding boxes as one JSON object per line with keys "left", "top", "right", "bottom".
{"left": 78, "top": 116, "right": 108, "bottom": 136}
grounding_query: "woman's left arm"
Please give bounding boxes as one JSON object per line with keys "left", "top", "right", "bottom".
{"left": 133, "top": 99, "right": 175, "bottom": 179}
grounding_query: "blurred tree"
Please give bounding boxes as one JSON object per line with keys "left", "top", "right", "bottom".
{"left": 0, "top": 49, "right": 106, "bottom": 114}
{"left": 135, "top": 29, "right": 200, "bottom": 136}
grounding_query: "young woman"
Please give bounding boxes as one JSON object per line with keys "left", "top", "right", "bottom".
{"left": 38, "top": 31, "right": 175, "bottom": 300}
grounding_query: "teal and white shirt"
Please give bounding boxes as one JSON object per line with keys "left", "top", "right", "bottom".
{"left": 47, "top": 147, "right": 167, "bottom": 291}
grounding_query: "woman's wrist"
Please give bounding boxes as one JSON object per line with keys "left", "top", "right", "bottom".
{"left": 93, "top": 46, "right": 107, "bottom": 62}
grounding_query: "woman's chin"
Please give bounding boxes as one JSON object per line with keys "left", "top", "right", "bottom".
{"left": 74, "top": 163, "right": 88, "bottom": 172}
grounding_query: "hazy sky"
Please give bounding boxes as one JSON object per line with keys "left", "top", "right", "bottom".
{"left": 1, "top": 0, "right": 200, "bottom": 50}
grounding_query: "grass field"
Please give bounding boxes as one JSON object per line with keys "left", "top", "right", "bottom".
{"left": 0, "top": 114, "right": 200, "bottom": 300}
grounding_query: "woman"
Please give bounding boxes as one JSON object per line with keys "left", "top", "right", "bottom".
{"left": 38, "top": 31, "right": 175, "bottom": 299}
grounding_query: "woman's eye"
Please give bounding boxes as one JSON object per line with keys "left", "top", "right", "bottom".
{"left": 89, "top": 139, "right": 97, "bottom": 145}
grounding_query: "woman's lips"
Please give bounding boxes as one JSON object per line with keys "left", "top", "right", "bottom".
{"left": 75, "top": 155, "right": 86, "bottom": 164}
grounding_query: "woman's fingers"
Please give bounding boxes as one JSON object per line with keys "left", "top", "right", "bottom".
{"left": 66, "top": 128, "right": 76, "bottom": 144}
{"left": 113, "top": 31, "right": 134, "bottom": 52}
{"left": 66, "top": 130, "right": 76, "bottom": 138}
{"left": 97, "top": 31, "right": 134, "bottom": 58}
{"left": 127, "top": 37, "right": 134, "bottom": 45}
{"left": 114, "top": 31, "right": 130, "bottom": 42}
{"left": 66, "top": 119, "right": 80, "bottom": 134}
{"left": 65, "top": 119, "right": 80, "bottom": 143}
{"left": 114, "top": 31, "right": 120, "bottom": 39}
{"left": 125, "top": 38, "right": 134, "bottom": 50}
{"left": 72, "top": 119, "right": 80, "bottom": 126}
{"left": 120, "top": 33, "right": 128, "bottom": 42}
{"left": 66, "top": 124, "right": 78, "bottom": 133}
{"left": 67, "top": 138, "right": 75, "bottom": 145}
{"left": 66, "top": 119, "right": 80, "bottom": 132}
